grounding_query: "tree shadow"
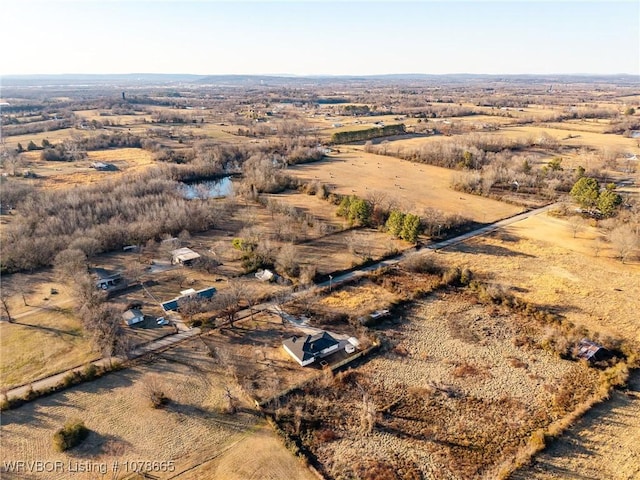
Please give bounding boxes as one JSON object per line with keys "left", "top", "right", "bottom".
{"left": 12, "top": 321, "right": 82, "bottom": 337}
{"left": 67, "top": 432, "right": 135, "bottom": 459}
{"left": 449, "top": 242, "right": 536, "bottom": 258}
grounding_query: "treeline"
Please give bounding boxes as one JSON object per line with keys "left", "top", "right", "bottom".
{"left": 333, "top": 192, "right": 471, "bottom": 243}
{"left": 365, "top": 132, "right": 557, "bottom": 170}
{"left": 0, "top": 166, "right": 230, "bottom": 273}
{"left": 37, "top": 132, "right": 143, "bottom": 162}
{"left": 331, "top": 124, "right": 406, "bottom": 144}
{"left": 3, "top": 116, "right": 76, "bottom": 137}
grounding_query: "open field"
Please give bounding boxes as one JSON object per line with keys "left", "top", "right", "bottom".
{"left": 20, "top": 147, "right": 157, "bottom": 189}
{"left": 0, "top": 273, "right": 96, "bottom": 389}
{"left": 375, "top": 124, "right": 639, "bottom": 157}
{"left": 512, "top": 371, "right": 640, "bottom": 480}
{"left": 174, "top": 423, "right": 318, "bottom": 480}
{"left": 2, "top": 77, "right": 639, "bottom": 480}
{"left": 0, "top": 340, "right": 265, "bottom": 480}
{"left": 0, "top": 308, "right": 96, "bottom": 389}
{"left": 443, "top": 214, "right": 640, "bottom": 343}
{"left": 287, "top": 149, "right": 523, "bottom": 223}
{"left": 272, "top": 290, "right": 600, "bottom": 479}
{"left": 1, "top": 128, "right": 98, "bottom": 150}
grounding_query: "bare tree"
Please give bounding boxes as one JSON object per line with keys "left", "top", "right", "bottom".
{"left": 0, "top": 286, "right": 14, "bottom": 323}
{"left": 178, "top": 296, "right": 206, "bottom": 325}
{"left": 593, "top": 236, "right": 605, "bottom": 257}
{"left": 609, "top": 224, "right": 639, "bottom": 263}
{"left": 568, "top": 216, "right": 586, "bottom": 238}
{"left": 345, "top": 232, "right": 373, "bottom": 262}
{"left": 276, "top": 243, "right": 300, "bottom": 278}
{"left": 141, "top": 374, "right": 169, "bottom": 408}
{"left": 223, "top": 386, "right": 237, "bottom": 414}
{"left": 360, "top": 391, "right": 377, "bottom": 435}
{"left": 213, "top": 280, "right": 246, "bottom": 327}
{"left": 168, "top": 270, "right": 187, "bottom": 289}
{"left": 7, "top": 273, "right": 32, "bottom": 307}
{"left": 89, "top": 304, "right": 125, "bottom": 366}
{"left": 125, "top": 260, "right": 147, "bottom": 285}
{"left": 53, "top": 248, "right": 88, "bottom": 281}
{"left": 2, "top": 149, "right": 24, "bottom": 176}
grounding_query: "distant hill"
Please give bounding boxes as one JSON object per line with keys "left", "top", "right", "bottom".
{"left": 2, "top": 73, "right": 638, "bottom": 88}
{"left": 0, "top": 73, "right": 206, "bottom": 87}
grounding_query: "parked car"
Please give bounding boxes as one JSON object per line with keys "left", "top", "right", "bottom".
{"left": 156, "top": 317, "right": 169, "bottom": 326}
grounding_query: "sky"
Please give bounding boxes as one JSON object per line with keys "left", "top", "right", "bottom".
{"left": 2, "top": 0, "right": 638, "bottom": 76}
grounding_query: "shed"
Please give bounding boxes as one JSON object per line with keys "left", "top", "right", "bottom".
{"left": 170, "top": 247, "right": 201, "bottom": 266}
{"left": 575, "top": 339, "right": 611, "bottom": 363}
{"left": 91, "top": 162, "right": 118, "bottom": 171}
{"left": 282, "top": 332, "right": 340, "bottom": 367}
{"left": 122, "top": 308, "right": 144, "bottom": 326}
{"left": 255, "top": 269, "right": 275, "bottom": 282}
{"left": 92, "top": 268, "right": 123, "bottom": 290}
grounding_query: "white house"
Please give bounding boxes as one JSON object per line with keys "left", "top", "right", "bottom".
{"left": 170, "top": 247, "right": 201, "bottom": 266}
{"left": 122, "top": 308, "right": 144, "bottom": 326}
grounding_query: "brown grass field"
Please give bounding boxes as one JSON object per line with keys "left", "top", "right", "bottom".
{"left": 1, "top": 339, "right": 313, "bottom": 480}
{"left": 442, "top": 214, "right": 640, "bottom": 343}
{"left": 287, "top": 149, "right": 523, "bottom": 223}
{"left": 379, "top": 124, "right": 639, "bottom": 156}
{"left": 272, "top": 290, "right": 600, "bottom": 480}
{"left": 18, "top": 147, "right": 155, "bottom": 189}
{"left": 512, "top": 371, "right": 640, "bottom": 480}
{"left": 173, "top": 423, "right": 318, "bottom": 480}
{"left": 0, "top": 274, "right": 96, "bottom": 389}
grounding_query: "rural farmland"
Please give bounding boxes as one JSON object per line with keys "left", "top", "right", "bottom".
{"left": 1, "top": 70, "right": 639, "bottom": 480}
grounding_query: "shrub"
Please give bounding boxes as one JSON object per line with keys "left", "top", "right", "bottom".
{"left": 62, "top": 371, "right": 82, "bottom": 388}
{"left": 441, "top": 267, "right": 462, "bottom": 286}
{"left": 52, "top": 419, "right": 89, "bottom": 452}
{"left": 142, "top": 375, "right": 169, "bottom": 408}
{"left": 83, "top": 363, "right": 99, "bottom": 380}
{"left": 403, "top": 255, "right": 442, "bottom": 274}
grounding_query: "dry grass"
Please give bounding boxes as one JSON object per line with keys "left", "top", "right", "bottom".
{"left": 287, "top": 149, "right": 523, "bottom": 223}
{"left": 512, "top": 371, "right": 640, "bottom": 480}
{"left": 0, "top": 274, "right": 96, "bottom": 389}
{"left": 174, "top": 423, "right": 318, "bottom": 480}
{"left": 273, "top": 292, "right": 600, "bottom": 479}
{"left": 19, "top": 147, "right": 155, "bottom": 190}
{"left": 0, "top": 309, "right": 96, "bottom": 389}
{"left": 0, "top": 340, "right": 262, "bottom": 480}
{"left": 320, "top": 282, "right": 399, "bottom": 317}
{"left": 199, "top": 312, "right": 318, "bottom": 402}
{"left": 443, "top": 214, "right": 640, "bottom": 343}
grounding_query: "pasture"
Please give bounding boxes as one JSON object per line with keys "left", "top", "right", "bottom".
{"left": 287, "top": 148, "right": 523, "bottom": 223}
{"left": 0, "top": 340, "right": 266, "bottom": 480}
{"left": 443, "top": 214, "right": 640, "bottom": 343}
{"left": 512, "top": 371, "right": 640, "bottom": 480}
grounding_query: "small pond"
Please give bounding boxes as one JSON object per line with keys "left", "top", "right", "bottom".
{"left": 178, "top": 177, "right": 233, "bottom": 199}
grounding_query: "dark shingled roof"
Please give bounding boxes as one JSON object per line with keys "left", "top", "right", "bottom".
{"left": 283, "top": 332, "right": 339, "bottom": 364}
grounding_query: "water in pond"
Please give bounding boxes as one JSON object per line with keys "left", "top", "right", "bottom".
{"left": 179, "top": 177, "right": 233, "bottom": 199}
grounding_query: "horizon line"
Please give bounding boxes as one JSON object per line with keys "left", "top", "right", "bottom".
{"left": 3, "top": 72, "right": 639, "bottom": 78}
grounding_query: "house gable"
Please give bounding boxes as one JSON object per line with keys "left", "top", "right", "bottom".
{"left": 282, "top": 332, "right": 340, "bottom": 366}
